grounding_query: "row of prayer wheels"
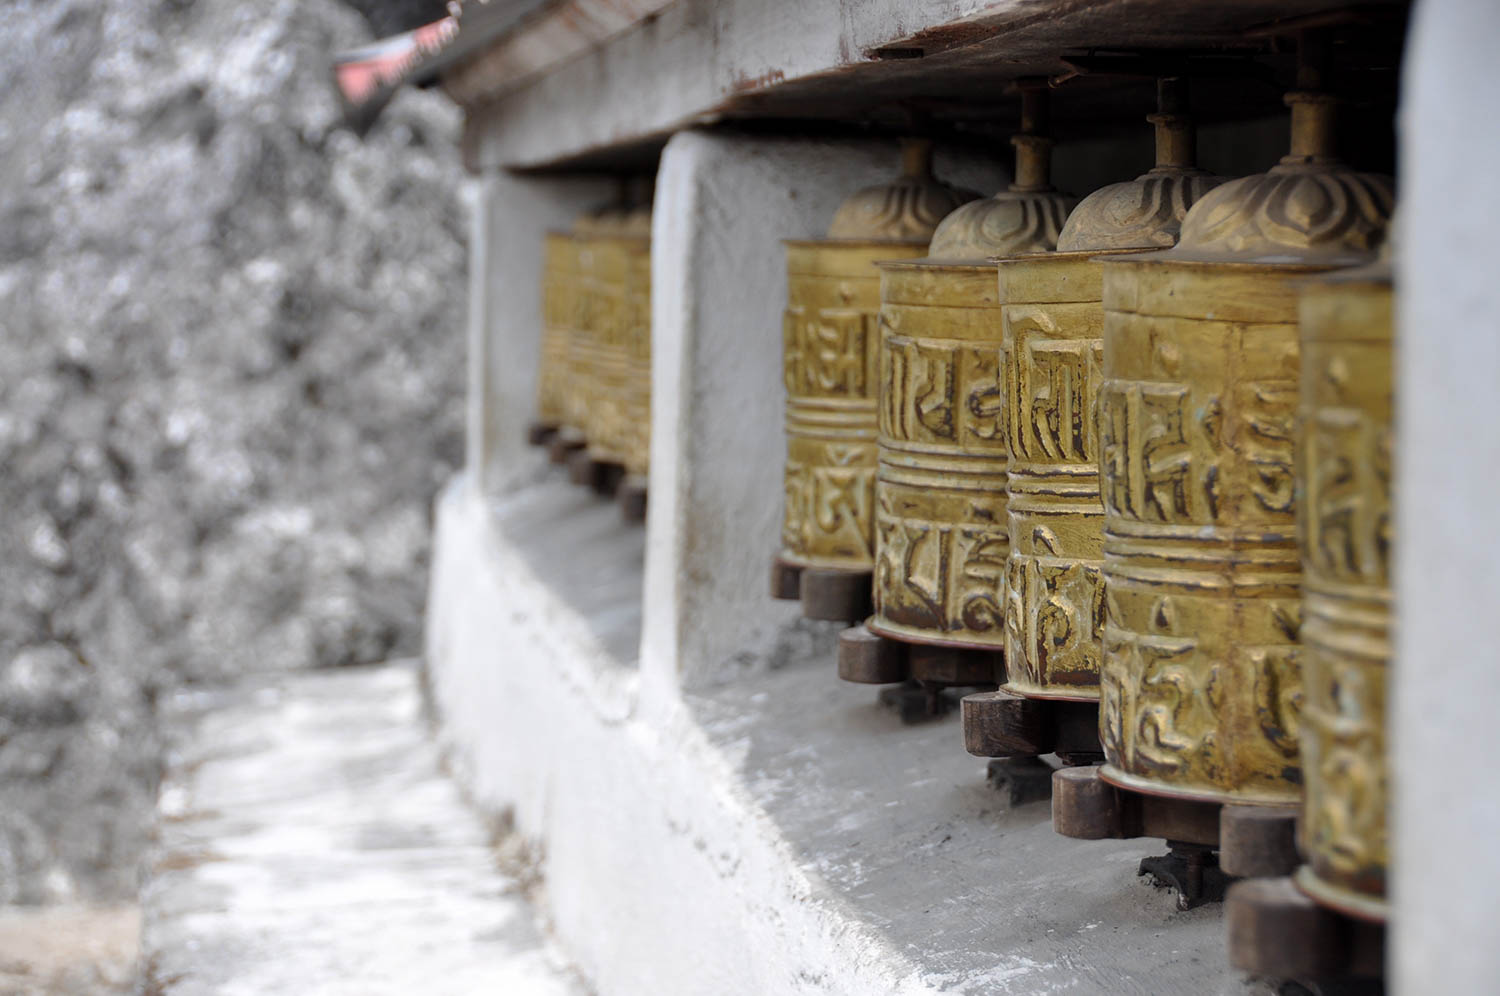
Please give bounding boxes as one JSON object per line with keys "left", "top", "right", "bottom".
{"left": 769, "top": 51, "right": 1394, "bottom": 984}
{"left": 531, "top": 198, "right": 653, "bottom": 520}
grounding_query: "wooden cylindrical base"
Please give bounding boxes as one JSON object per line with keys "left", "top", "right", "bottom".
{"left": 617, "top": 474, "right": 648, "bottom": 523}
{"left": 547, "top": 428, "right": 587, "bottom": 465}
{"left": 800, "top": 568, "right": 873, "bottom": 622}
{"left": 836, "top": 624, "right": 999, "bottom": 686}
{"left": 768, "top": 557, "right": 873, "bottom": 623}
{"left": 527, "top": 421, "right": 559, "bottom": 446}
{"left": 961, "top": 691, "right": 1102, "bottom": 764}
{"left": 1051, "top": 765, "right": 1300, "bottom": 909}
{"left": 1226, "top": 877, "right": 1384, "bottom": 984}
{"left": 769, "top": 556, "right": 802, "bottom": 601}
{"left": 569, "top": 450, "right": 624, "bottom": 496}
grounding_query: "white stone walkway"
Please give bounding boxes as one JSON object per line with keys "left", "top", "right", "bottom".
{"left": 141, "top": 662, "right": 587, "bottom": 996}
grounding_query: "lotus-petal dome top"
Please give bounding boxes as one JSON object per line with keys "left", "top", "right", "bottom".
{"left": 1172, "top": 165, "right": 1393, "bottom": 264}
{"left": 928, "top": 187, "right": 1076, "bottom": 259}
{"left": 1058, "top": 86, "right": 1225, "bottom": 252}
{"left": 1168, "top": 93, "right": 1394, "bottom": 265}
{"left": 1058, "top": 169, "right": 1222, "bottom": 252}
{"left": 926, "top": 89, "right": 1077, "bottom": 262}
{"left": 826, "top": 138, "right": 977, "bottom": 242}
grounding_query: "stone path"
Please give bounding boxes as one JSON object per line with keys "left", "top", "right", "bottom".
{"left": 141, "top": 662, "right": 587, "bottom": 996}
{"left": 0, "top": 904, "right": 137, "bottom": 995}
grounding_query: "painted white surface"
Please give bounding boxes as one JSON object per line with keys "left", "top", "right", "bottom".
{"left": 426, "top": 478, "right": 1263, "bottom": 995}
{"left": 426, "top": 478, "right": 931, "bottom": 995}
{"left": 642, "top": 131, "right": 1003, "bottom": 693}
{"left": 141, "top": 662, "right": 586, "bottom": 996}
{"left": 1394, "top": 1, "right": 1500, "bottom": 992}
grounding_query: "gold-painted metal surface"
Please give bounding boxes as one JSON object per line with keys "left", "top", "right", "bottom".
{"left": 782, "top": 241, "right": 927, "bottom": 570}
{"left": 620, "top": 212, "right": 652, "bottom": 479}
{"left": 1097, "top": 90, "right": 1394, "bottom": 808}
{"left": 560, "top": 209, "right": 616, "bottom": 443}
{"left": 998, "top": 88, "right": 1222, "bottom": 701}
{"left": 1292, "top": 258, "right": 1392, "bottom": 923}
{"left": 870, "top": 85, "right": 1075, "bottom": 650}
{"left": 872, "top": 261, "right": 1010, "bottom": 646}
{"left": 580, "top": 234, "right": 635, "bottom": 467}
{"left": 778, "top": 140, "right": 974, "bottom": 574}
{"left": 537, "top": 232, "right": 577, "bottom": 429}
{"left": 996, "top": 252, "right": 1109, "bottom": 694}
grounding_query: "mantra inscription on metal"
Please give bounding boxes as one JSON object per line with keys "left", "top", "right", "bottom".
{"left": 621, "top": 239, "right": 652, "bottom": 478}
{"left": 1095, "top": 89, "right": 1394, "bottom": 808}
{"left": 580, "top": 236, "right": 635, "bottom": 467}
{"left": 1293, "top": 262, "right": 1392, "bottom": 922}
{"left": 780, "top": 242, "right": 926, "bottom": 571}
{"left": 996, "top": 252, "right": 1116, "bottom": 697}
{"left": 1097, "top": 260, "right": 1308, "bottom": 805}
{"left": 871, "top": 262, "right": 1008, "bottom": 648}
{"left": 537, "top": 233, "right": 577, "bottom": 429}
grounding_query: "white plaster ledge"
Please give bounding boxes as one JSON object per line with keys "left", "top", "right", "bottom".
{"left": 426, "top": 474, "right": 1274, "bottom": 995}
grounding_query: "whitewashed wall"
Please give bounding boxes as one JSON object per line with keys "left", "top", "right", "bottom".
{"left": 1394, "top": 0, "right": 1500, "bottom": 991}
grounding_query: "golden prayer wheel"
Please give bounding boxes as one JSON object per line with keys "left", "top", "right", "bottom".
{"left": 548, "top": 207, "right": 616, "bottom": 467}
{"left": 581, "top": 232, "right": 633, "bottom": 471}
{"left": 1095, "top": 96, "right": 1392, "bottom": 808}
{"left": 1223, "top": 246, "right": 1394, "bottom": 980}
{"left": 617, "top": 206, "right": 653, "bottom": 521}
{"left": 1292, "top": 254, "right": 1392, "bottom": 924}
{"left": 530, "top": 232, "right": 577, "bottom": 446}
{"left": 961, "top": 79, "right": 1222, "bottom": 767}
{"left": 1053, "top": 46, "right": 1394, "bottom": 910}
{"left": 772, "top": 138, "right": 975, "bottom": 622}
{"left": 838, "top": 82, "right": 1074, "bottom": 713}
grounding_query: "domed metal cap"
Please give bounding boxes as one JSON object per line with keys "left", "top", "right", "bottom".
{"left": 1057, "top": 81, "right": 1225, "bottom": 252}
{"left": 927, "top": 81, "right": 1075, "bottom": 260}
{"left": 1170, "top": 92, "right": 1393, "bottom": 264}
{"left": 927, "top": 185, "right": 1076, "bottom": 259}
{"left": 826, "top": 138, "right": 977, "bottom": 241}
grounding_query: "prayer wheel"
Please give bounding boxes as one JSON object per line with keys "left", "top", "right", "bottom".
{"left": 1052, "top": 43, "right": 1394, "bottom": 910}
{"left": 772, "top": 139, "right": 975, "bottom": 622}
{"left": 837, "top": 82, "right": 1073, "bottom": 724}
{"left": 578, "top": 223, "right": 634, "bottom": 489}
{"left": 1226, "top": 248, "right": 1393, "bottom": 981}
{"left": 529, "top": 231, "right": 577, "bottom": 446}
{"left": 1294, "top": 252, "right": 1392, "bottom": 924}
{"left": 618, "top": 205, "right": 653, "bottom": 521}
{"left": 961, "top": 79, "right": 1222, "bottom": 772}
{"left": 548, "top": 206, "right": 617, "bottom": 468}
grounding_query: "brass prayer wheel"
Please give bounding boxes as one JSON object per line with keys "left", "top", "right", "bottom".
{"left": 774, "top": 138, "right": 975, "bottom": 621}
{"left": 998, "top": 83, "right": 1220, "bottom": 705}
{"left": 1222, "top": 240, "right": 1395, "bottom": 977}
{"left": 531, "top": 231, "right": 577, "bottom": 445}
{"left": 854, "top": 83, "right": 1074, "bottom": 689}
{"left": 581, "top": 229, "right": 635, "bottom": 471}
{"left": 552, "top": 208, "right": 617, "bottom": 463}
{"left": 618, "top": 207, "right": 653, "bottom": 519}
{"left": 1292, "top": 250, "right": 1393, "bottom": 923}
{"left": 1095, "top": 88, "right": 1394, "bottom": 809}
{"left": 959, "top": 80, "right": 1219, "bottom": 780}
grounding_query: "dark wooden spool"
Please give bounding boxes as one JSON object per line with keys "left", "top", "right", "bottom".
{"left": 527, "top": 420, "right": 560, "bottom": 446}
{"left": 767, "top": 557, "right": 874, "bottom": 623}
{"left": 1226, "top": 877, "right": 1385, "bottom": 984}
{"left": 617, "top": 476, "right": 648, "bottom": 523}
{"left": 1051, "top": 765, "right": 1301, "bottom": 909}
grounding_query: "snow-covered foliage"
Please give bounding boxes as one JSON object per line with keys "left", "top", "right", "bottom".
{"left": 0, "top": 0, "right": 466, "bottom": 902}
